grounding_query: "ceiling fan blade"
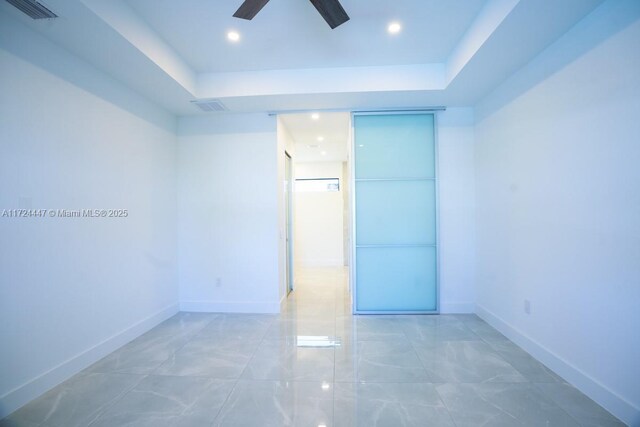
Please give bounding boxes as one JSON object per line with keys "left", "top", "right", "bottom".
{"left": 233, "top": 0, "right": 270, "bottom": 20}
{"left": 309, "top": 0, "right": 350, "bottom": 29}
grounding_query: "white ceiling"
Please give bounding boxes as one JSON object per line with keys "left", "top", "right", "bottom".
{"left": 126, "top": 0, "right": 486, "bottom": 73}
{"left": 0, "top": 0, "right": 605, "bottom": 115}
{"left": 280, "top": 112, "right": 350, "bottom": 162}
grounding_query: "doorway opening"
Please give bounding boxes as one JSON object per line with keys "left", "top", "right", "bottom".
{"left": 278, "top": 112, "right": 352, "bottom": 318}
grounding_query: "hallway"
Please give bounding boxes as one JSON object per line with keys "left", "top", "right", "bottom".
{"left": 3, "top": 268, "right": 622, "bottom": 426}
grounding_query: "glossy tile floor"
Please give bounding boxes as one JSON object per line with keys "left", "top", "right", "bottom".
{"left": 2, "top": 267, "right": 625, "bottom": 426}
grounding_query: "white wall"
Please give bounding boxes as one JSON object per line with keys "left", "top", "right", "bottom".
{"left": 294, "top": 162, "right": 345, "bottom": 268}
{"left": 437, "top": 108, "right": 476, "bottom": 314}
{"left": 0, "top": 17, "right": 179, "bottom": 418}
{"left": 474, "top": 1, "right": 640, "bottom": 424}
{"left": 177, "top": 114, "right": 281, "bottom": 313}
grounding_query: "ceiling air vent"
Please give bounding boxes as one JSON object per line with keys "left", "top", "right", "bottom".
{"left": 191, "top": 99, "right": 227, "bottom": 112}
{"left": 5, "top": 0, "right": 58, "bottom": 19}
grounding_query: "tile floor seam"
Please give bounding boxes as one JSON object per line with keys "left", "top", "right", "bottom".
{"left": 497, "top": 348, "right": 559, "bottom": 385}
{"left": 85, "top": 372, "right": 149, "bottom": 427}
{"left": 235, "top": 314, "right": 276, "bottom": 382}
{"left": 530, "top": 382, "right": 599, "bottom": 427}
{"left": 186, "top": 313, "right": 224, "bottom": 341}
{"left": 147, "top": 330, "right": 202, "bottom": 377}
{"left": 468, "top": 325, "right": 492, "bottom": 346}
{"left": 208, "top": 377, "right": 242, "bottom": 426}
{"left": 470, "top": 333, "right": 535, "bottom": 383}
{"left": 432, "top": 384, "right": 461, "bottom": 427}
{"left": 405, "top": 329, "right": 434, "bottom": 383}
{"left": 473, "top": 387, "right": 524, "bottom": 424}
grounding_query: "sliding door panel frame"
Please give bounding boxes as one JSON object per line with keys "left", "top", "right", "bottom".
{"left": 350, "top": 110, "right": 440, "bottom": 315}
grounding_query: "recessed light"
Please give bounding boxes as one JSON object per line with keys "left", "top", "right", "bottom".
{"left": 321, "top": 151, "right": 327, "bottom": 156}
{"left": 311, "top": 113, "right": 320, "bottom": 120}
{"left": 321, "top": 382, "right": 330, "bottom": 390}
{"left": 388, "top": 22, "right": 402, "bottom": 34}
{"left": 227, "top": 31, "right": 240, "bottom": 42}
{"left": 317, "top": 136, "right": 324, "bottom": 142}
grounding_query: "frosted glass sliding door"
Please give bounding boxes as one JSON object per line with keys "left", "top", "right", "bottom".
{"left": 353, "top": 113, "right": 438, "bottom": 313}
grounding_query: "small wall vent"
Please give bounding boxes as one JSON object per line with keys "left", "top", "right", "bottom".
{"left": 191, "top": 99, "right": 227, "bottom": 112}
{"left": 5, "top": 0, "right": 58, "bottom": 19}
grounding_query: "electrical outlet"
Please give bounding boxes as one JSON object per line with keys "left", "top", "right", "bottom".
{"left": 524, "top": 299, "right": 531, "bottom": 315}
{"left": 215, "top": 277, "right": 222, "bottom": 287}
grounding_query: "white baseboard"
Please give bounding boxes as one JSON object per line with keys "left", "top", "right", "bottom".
{"left": 0, "top": 303, "right": 179, "bottom": 419}
{"left": 476, "top": 304, "right": 639, "bottom": 426}
{"left": 180, "top": 300, "right": 281, "bottom": 314}
{"left": 440, "top": 301, "right": 475, "bottom": 313}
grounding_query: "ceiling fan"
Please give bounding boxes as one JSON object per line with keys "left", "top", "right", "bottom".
{"left": 233, "top": 0, "right": 350, "bottom": 29}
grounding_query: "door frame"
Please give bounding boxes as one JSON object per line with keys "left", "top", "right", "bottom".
{"left": 284, "top": 150, "right": 294, "bottom": 295}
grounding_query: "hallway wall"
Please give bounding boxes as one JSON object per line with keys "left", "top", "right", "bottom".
{"left": 294, "top": 162, "right": 345, "bottom": 268}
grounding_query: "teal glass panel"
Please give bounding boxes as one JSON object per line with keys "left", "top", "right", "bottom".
{"left": 354, "top": 114, "right": 435, "bottom": 179}
{"left": 356, "top": 180, "right": 436, "bottom": 245}
{"left": 356, "top": 246, "right": 437, "bottom": 312}
{"left": 353, "top": 113, "right": 437, "bottom": 313}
